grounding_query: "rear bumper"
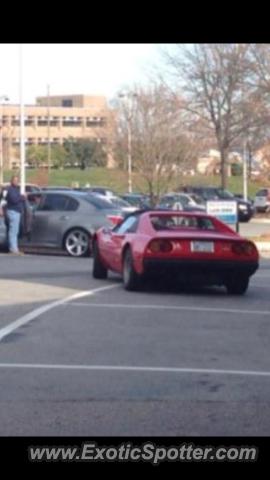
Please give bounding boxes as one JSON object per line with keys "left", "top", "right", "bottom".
{"left": 143, "top": 258, "right": 259, "bottom": 284}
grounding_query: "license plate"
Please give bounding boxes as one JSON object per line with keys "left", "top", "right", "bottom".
{"left": 191, "top": 241, "right": 214, "bottom": 253}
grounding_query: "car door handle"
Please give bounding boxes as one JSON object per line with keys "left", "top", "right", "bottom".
{"left": 60, "top": 215, "right": 69, "bottom": 221}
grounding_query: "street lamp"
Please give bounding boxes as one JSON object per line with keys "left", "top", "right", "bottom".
{"left": 19, "top": 44, "right": 26, "bottom": 195}
{"left": 118, "top": 92, "right": 137, "bottom": 194}
{"left": 47, "top": 84, "right": 51, "bottom": 173}
{"left": 0, "top": 95, "right": 9, "bottom": 185}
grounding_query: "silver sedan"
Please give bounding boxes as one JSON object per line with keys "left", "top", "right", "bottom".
{"left": 0, "top": 191, "right": 123, "bottom": 257}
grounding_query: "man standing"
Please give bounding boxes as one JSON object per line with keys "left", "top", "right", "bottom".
{"left": 5, "top": 175, "right": 25, "bottom": 255}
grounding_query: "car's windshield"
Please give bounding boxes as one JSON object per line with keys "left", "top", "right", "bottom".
{"left": 216, "top": 189, "right": 235, "bottom": 199}
{"left": 150, "top": 215, "right": 216, "bottom": 231}
{"left": 160, "top": 195, "right": 190, "bottom": 206}
{"left": 256, "top": 189, "right": 268, "bottom": 196}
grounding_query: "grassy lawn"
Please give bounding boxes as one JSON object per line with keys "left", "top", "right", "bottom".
{"left": 4, "top": 167, "right": 265, "bottom": 198}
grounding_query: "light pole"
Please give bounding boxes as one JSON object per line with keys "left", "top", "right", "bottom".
{"left": 118, "top": 92, "right": 137, "bottom": 193}
{"left": 47, "top": 84, "right": 51, "bottom": 174}
{"left": 0, "top": 95, "right": 9, "bottom": 185}
{"left": 19, "top": 44, "right": 25, "bottom": 195}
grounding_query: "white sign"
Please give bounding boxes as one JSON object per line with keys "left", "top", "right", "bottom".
{"left": 206, "top": 200, "right": 238, "bottom": 228}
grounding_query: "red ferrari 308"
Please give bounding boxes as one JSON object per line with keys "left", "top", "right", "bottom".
{"left": 92, "top": 210, "right": 259, "bottom": 294}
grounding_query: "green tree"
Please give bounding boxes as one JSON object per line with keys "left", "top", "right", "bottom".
{"left": 26, "top": 145, "right": 47, "bottom": 168}
{"left": 63, "top": 138, "right": 107, "bottom": 169}
{"left": 50, "top": 145, "right": 66, "bottom": 169}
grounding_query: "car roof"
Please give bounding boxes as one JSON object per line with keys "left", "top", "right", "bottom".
{"left": 32, "top": 189, "right": 95, "bottom": 197}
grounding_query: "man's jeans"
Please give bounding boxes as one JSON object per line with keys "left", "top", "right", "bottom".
{"left": 6, "top": 209, "right": 21, "bottom": 253}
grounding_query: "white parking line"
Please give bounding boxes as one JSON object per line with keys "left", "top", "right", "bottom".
{"left": 67, "top": 302, "right": 270, "bottom": 316}
{"left": 0, "top": 363, "right": 270, "bottom": 377}
{"left": 0, "top": 284, "right": 119, "bottom": 343}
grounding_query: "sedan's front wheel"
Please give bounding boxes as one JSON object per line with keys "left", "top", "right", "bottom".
{"left": 64, "top": 228, "right": 90, "bottom": 257}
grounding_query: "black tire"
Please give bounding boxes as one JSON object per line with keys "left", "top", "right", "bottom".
{"left": 225, "top": 276, "right": 249, "bottom": 295}
{"left": 92, "top": 241, "right": 107, "bottom": 279}
{"left": 122, "top": 248, "right": 141, "bottom": 291}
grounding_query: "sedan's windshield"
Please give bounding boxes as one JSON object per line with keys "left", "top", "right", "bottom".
{"left": 216, "top": 189, "right": 235, "bottom": 199}
{"left": 161, "top": 195, "right": 190, "bottom": 206}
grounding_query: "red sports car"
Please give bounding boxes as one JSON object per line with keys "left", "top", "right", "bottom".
{"left": 92, "top": 210, "right": 259, "bottom": 294}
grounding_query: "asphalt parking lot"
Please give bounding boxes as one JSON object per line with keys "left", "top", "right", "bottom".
{"left": 0, "top": 251, "right": 270, "bottom": 436}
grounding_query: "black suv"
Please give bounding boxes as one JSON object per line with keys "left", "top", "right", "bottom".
{"left": 181, "top": 186, "right": 254, "bottom": 222}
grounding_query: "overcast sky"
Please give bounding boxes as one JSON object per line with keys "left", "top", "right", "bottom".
{"left": 0, "top": 43, "right": 167, "bottom": 105}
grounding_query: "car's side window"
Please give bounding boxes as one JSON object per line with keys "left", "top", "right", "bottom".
{"left": 28, "top": 193, "right": 42, "bottom": 208}
{"left": 65, "top": 197, "right": 79, "bottom": 211}
{"left": 37, "top": 194, "right": 68, "bottom": 212}
{"left": 114, "top": 216, "right": 139, "bottom": 234}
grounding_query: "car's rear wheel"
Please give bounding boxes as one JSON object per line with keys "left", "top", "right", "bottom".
{"left": 225, "top": 276, "right": 249, "bottom": 295}
{"left": 64, "top": 228, "right": 90, "bottom": 257}
{"left": 123, "top": 248, "right": 141, "bottom": 291}
{"left": 92, "top": 241, "right": 108, "bottom": 279}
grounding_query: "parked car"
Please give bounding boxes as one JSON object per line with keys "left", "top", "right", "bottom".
{"left": 254, "top": 188, "right": 270, "bottom": 213}
{"left": 105, "top": 195, "right": 138, "bottom": 213}
{"left": 181, "top": 186, "right": 254, "bottom": 222}
{"left": 121, "top": 193, "right": 151, "bottom": 209}
{"left": 157, "top": 193, "right": 206, "bottom": 212}
{"left": 0, "top": 191, "right": 123, "bottom": 257}
{"left": 78, "top": 186, "right": 116, "bottom": 198}
{"left": 92, "top": 210, "right": 259, "bottom": 294}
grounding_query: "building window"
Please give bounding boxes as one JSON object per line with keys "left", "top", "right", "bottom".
{"left": 62, "top": 99, "right": 73, "bottom": 107}
{"left": 25, "top": 116, "right": 34, "bottom": 126}
{"left": 11, "top": 116, "right": 20, "bottom": 126}
{"left": 86, "top": 118, "right": 100, "bottom": 127}
{"left": 62, "top": 117, "right": 82, "bottom": 127}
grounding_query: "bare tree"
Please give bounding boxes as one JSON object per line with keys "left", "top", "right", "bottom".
{"left": 114, "top": 84, "right": 200, "bottom": 204}
{"left": 163, "top": 44, "right": 270, "bottom": 189}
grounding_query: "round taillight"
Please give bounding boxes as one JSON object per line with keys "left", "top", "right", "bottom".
{"left": 149, "top": 240, "right": 173, "bottom": 253}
